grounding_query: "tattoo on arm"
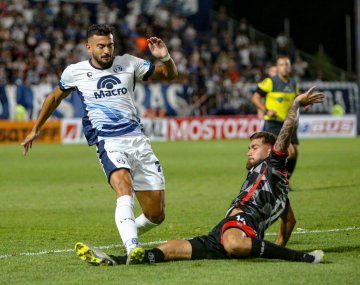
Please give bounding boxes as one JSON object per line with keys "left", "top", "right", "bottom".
{"left": 274, "top": 101, "right": 300, "bottom": 152}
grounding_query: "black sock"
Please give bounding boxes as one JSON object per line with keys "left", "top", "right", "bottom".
{"left": 110, "top": 248, "right": 165, "bottom": 265}
{"left": 250, "top": 238, "right": 314, "bottom": 263}
{"left": 286, "top": 158, "right": 297, "bottom": 179}
{"left": 144, "top": 248, "right": 165, "bottom": 264}
{"left": 110, "top": 255, "right": 127, "bottom": 265}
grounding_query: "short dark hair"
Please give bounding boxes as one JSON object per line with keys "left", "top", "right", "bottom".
{"left": 276, "top": 55, "right": 290, "bottom": 63}
{"left": 250, "top": 131, "right": 277, "bottom": 146}
{"left": 87, "top": 24, "right": 113, "bottom": 39}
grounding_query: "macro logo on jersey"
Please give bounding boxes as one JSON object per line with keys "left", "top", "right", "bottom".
{"left": 97, "top": 75, "right": 121, "bottom": 89}
{"left": 113, "top": 65, "right": 123, "bottom": 73}
{"left": 94, "top": 75, "right": 128, "bottom": 99}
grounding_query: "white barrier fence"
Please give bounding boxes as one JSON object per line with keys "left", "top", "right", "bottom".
{"left": 60, "top": 115, "right": 357, "bottom": 144}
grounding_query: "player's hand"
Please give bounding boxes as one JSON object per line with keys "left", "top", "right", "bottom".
{"left": 295, "top": 86, "right": 325, "bottom": 107}
{"left": 21, "top": 130, "right": 40, "bottom": 156}
{"left": 267, "top": 110, "right": 277, "bottom": 119}
{"left": 257, "top": 109, "right": 264, "bottom": 120}
{"left": 147, "top": 37, "right": 169, "bottom": 59}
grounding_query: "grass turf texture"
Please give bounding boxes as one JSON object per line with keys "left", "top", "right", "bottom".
{"left": 0, "top": 138, "right": 359, "bottom": 285}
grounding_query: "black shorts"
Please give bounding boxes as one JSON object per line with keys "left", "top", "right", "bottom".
{"left": 188, "top": 213, "right": 258, "bottom": 260}
{"left": 263, "top": 120, "right": 299, "bottom": 145}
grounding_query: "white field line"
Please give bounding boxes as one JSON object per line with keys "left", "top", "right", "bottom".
{"left": 0, "top": 226, "right": 358, "bottom": 260}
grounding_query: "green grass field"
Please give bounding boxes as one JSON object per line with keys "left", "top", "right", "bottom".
{"left": 0, "top": 138, "right": 359, "bottom": 285}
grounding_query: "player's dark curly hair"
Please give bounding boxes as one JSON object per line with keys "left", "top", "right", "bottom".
{"left": 86, "top": 24, "right": 113, "bottom": 39}
{"left": 250, "top": 131, "right": 277, "bottom": 145}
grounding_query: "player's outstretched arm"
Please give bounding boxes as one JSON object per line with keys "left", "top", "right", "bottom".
{"left": 275, "top": 200, "right": 296, "bottom": 247}
{"left": 21, "top": 86, "right": 72, "bottom": 155}
{"left": 147, "top": 37, "right": 178, "bottom": 81}
{"left": 274, "top": 86, "right": 324, "bottom": 152}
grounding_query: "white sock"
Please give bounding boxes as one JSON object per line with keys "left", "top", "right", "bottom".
{"left": 135, "top": 214, "right": 159, "bottom": 235}
{"left": 115, "top": 195, "right": 139, "bottom": 255}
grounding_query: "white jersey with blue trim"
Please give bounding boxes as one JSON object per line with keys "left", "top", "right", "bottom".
{"left": 59, "top": 54, "right": 155, "bottom": 145}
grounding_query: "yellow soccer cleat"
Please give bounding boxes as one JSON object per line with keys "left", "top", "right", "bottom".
{"left": 126, "top": 247, "right": 145, "bottom": 265}
{"left": 75, "top": 242, "right": 117, "bottom": 266}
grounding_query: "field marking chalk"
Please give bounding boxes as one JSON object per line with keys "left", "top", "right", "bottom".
{"left": 0, "top": 226, "right": 358, "bottom": 260}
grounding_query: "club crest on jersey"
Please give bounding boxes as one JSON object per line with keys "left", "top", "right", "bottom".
{"left": 113, "top": 65, "right": 123, "bottom": 73}
{"left": 283, "top": 86, "right": 292, "bottom": 92}
{"left": 94, "top": 75, "right": 128, "bottom": 99}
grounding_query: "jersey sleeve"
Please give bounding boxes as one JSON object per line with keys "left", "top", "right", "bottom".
{"left": 126, "top": 54, "right": 155, "bottom": 82}
{"left": 59, "top": 65, "right": 76, "bottom": 91}
{"left": 268, "top": 147, "right": 289, "bottom": 172}
{"left": 256, "top": 77, "right": 273, "bottom": 97}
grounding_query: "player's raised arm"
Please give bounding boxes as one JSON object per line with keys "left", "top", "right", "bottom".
{"left": 146, "top": 37, "right": 178, "bottom": 81}
{"left": 274, "top": 86, "right": 324, "bottom": 152}
{"left": 21, "top": 86, "right": 72, "bottom": 155}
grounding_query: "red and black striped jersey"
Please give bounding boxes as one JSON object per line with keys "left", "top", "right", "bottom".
{"left": 226, "top": 148, "right": 289, "bottom": 238}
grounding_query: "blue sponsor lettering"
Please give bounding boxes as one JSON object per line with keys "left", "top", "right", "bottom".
{"left": 94, "top": 87, "right": 128, "bottom": 99}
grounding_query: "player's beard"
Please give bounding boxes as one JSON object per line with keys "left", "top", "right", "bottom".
{"left": 92, "top": 54, "right": 114, "bottom": 69}
{"left": 246, "top": 157, "right": 263, "bottom": 170}
{"left": 246, "top": 158, "right": 254, "bottom": 170}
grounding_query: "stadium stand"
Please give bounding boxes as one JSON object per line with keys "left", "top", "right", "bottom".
{"left": 0, "top": 0, "right": 326, "bottom": 116}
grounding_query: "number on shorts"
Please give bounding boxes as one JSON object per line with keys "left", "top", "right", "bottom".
{"left": 155, "top": 161, "right": 162, "bottom": 173}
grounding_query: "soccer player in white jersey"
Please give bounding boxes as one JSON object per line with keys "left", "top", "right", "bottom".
{"left": 21, "top": 24, "right": 178, "bottom": 264}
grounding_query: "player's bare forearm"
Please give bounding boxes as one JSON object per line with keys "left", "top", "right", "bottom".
{"left": 32, "top": 87, "right": 70, "bottom": 132}
{"left": 275, "top": 201, "right": 296, "bottom": 246}
{"left": 275, "top": 219, "right": 295, "bottom": 247}
{"left": 274, "top": 86, "right": 324, "bottom": 152}
{"left": 147, "top": 36, "right": 178, "bottom": 81}
{"left": 274, "top": 100, "right": 299, "bottom": 152}
{"left": 152, "top": 59, "right": 178, "bottom": 81}
{"left": 22, "top": 87, "right": 71, "bottom": 155}
{"left": 251, "top": 93, "right": 266, "bottom": 112}
{"left": 164, "top": 58, "right": 178, "bottom": 80}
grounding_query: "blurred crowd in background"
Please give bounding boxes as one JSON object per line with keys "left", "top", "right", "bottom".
{"left": 0, "top": 0, "right": 310, "bottom": 116}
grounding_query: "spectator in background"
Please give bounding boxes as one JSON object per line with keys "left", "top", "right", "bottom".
{"left": 267, "top": 65, "right": 278, "bottom": 77}
{"left": 293, "top": 55, "right": 309, "bottom": 80}
{"left": 1, "top": 1, "right": 305, "bottom": 117}
{"left": 276, "top": 32, "right": 290, "bottom": 55}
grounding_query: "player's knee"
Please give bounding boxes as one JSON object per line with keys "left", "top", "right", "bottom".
{"left": 222, "top": 232, "right": 249, "bottom": 256}
{"left": 144, "top": 210, "right": 165, "bottom": 225}
{"left": 222, "top": 233, "right": 239, "bottom": 254}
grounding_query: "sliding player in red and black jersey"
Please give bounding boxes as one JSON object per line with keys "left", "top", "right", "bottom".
{"left": 75, "top": 87, "right": 325, "bottom": 266}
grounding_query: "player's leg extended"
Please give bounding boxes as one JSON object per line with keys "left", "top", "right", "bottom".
{"left": 222, "top": 228, "right": 323, "bottom": 263}
{"left": 158, "top": 239, "right": 192, "bottom": 261}
{"left": 132, "top": 136, "right": 166, "bottom": 235}
{"left": 120, "top": 240, "right": 191, "bottom": 264}
{"left": 110, "top": 169, "right": 140, "bottom": 255}
{"left": 135, "top": 190, "right": 165, "bottom": 235}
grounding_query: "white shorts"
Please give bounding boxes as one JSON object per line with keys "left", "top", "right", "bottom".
{"left": 96, "top": 135, "right": 165, "bottom": 191}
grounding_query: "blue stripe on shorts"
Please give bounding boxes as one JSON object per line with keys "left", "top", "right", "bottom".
{"left": 96, "top": 140, "right": 129, "bottom": 183}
